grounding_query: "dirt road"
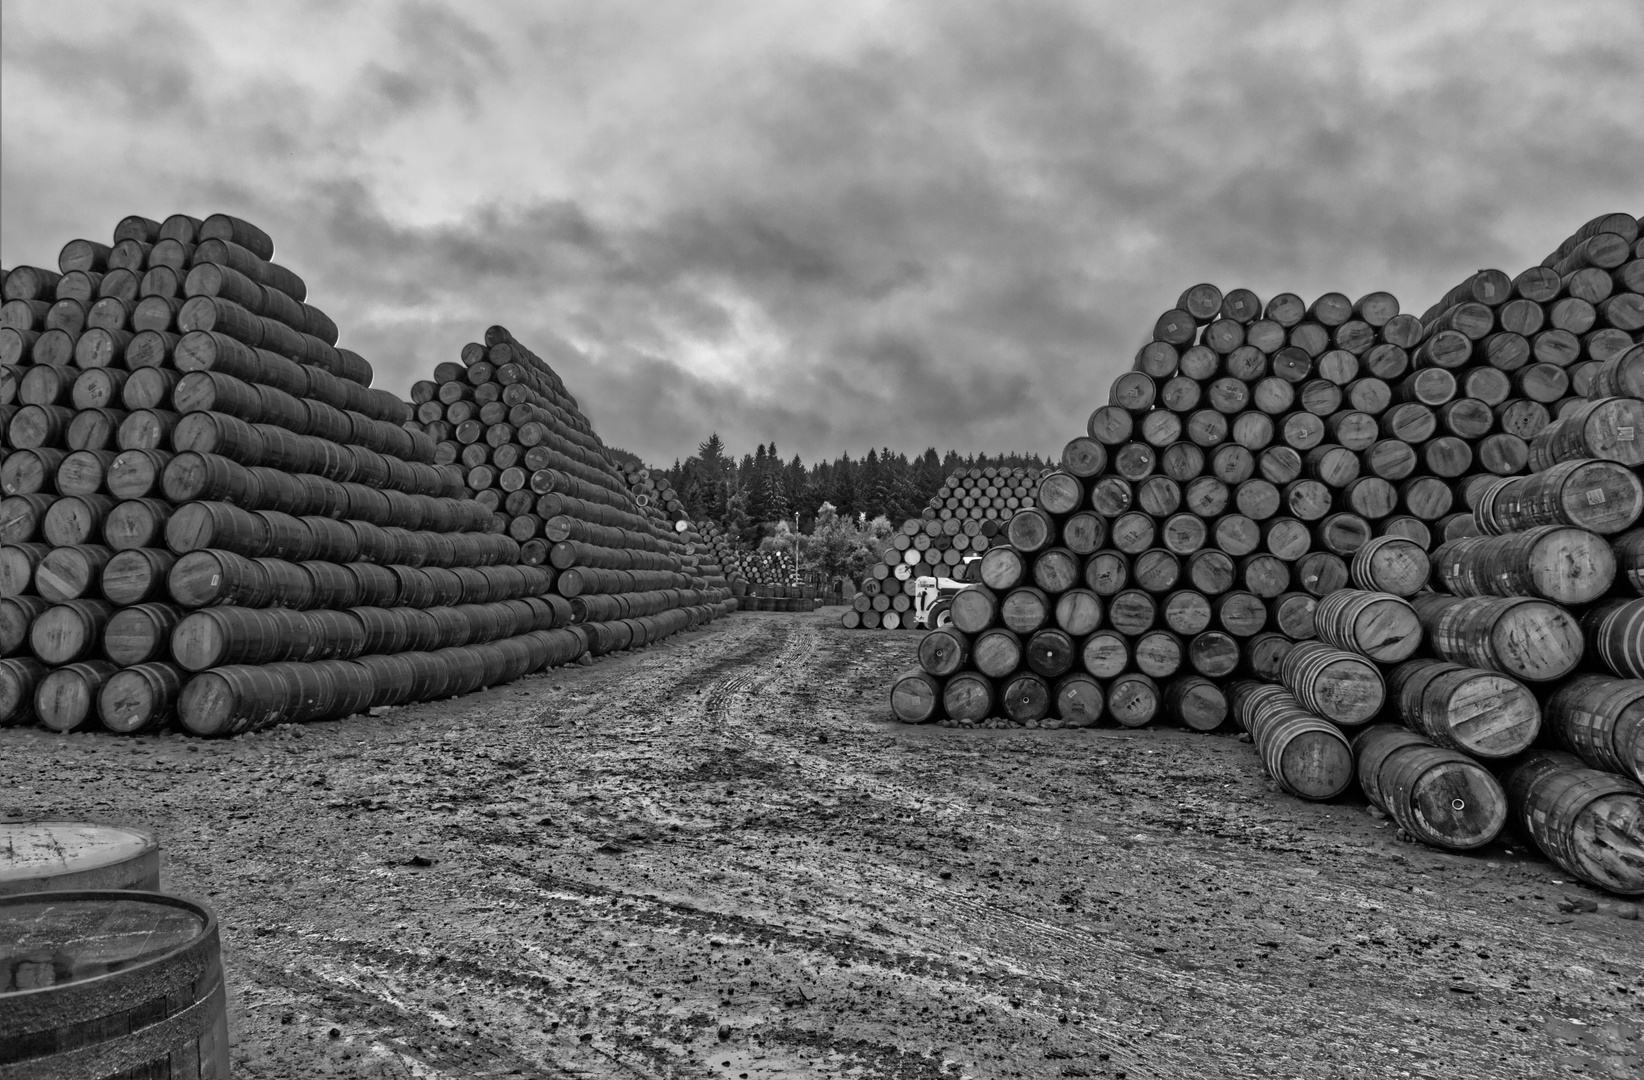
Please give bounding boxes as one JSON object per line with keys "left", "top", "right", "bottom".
{"left": 3, "top": 610, "right": 1640, "bottom": 1078}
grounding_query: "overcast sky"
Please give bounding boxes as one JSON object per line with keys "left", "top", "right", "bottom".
{"left": 3, "top": 1, "right": 1640, "bottom": 465}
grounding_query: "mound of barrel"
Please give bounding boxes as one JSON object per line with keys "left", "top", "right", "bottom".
{"left": 403, "top": 326, "right": 735, "bottom": 654}
{"left": 1, "top": 213, "right": 595, "bottom": 737}
{"left": 841, "top": 467, "right": 1035, "bottom": 630}
{"left": 887, "top": 209, "right": 1644, "bottom": 891}
{"left": 843, "top": 513, "right": 1000, "bottom": 629}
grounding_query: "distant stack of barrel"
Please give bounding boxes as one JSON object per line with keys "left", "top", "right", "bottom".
{"left": 694, "top": 521, "right": 748, "bottom": 594}
{"left": 1397, "top": 211, "right": 1644, "bottom": 546}
{"left": 888, "top": 209, "right": 1644, "bottom": 896}
{"left": 841, "top": 513, "right": 1001, "bottom": 629}
{"left": 404, "top": 328, "right": 735, "bottom": 654}
{"left": 3, "top": 213, "right": 582, "bottom": 737}
{"left": 617, "top": 462, "right": 688, "bottom": 526}
{"left": 926, "top": 466, "right": 1035, "bottom": 524}
{"left": 611, "top": 468, "right": 735, "bottom": 602}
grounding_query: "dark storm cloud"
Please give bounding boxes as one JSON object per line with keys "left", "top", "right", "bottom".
{"left": 2, "top": 0, "right": 1640, "bottom": 465}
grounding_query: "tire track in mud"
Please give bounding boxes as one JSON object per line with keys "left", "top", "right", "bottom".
{"left": 234, "top": 955, "right": 586, "bottom": 1080}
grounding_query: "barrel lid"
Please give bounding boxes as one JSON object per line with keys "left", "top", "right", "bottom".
{"left": 0, "top": 889, "right": 210, "bottom": 993}
{"left": 0, "top": 821, "right": 157, "bottom": 892}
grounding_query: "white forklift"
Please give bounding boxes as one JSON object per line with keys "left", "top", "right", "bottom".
{"left": 911, "top": 554, "right": 982, "bottom": 630}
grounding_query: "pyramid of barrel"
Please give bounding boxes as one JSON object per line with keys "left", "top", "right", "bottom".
{"left": 888, "top": 209, "right": 1644, "bottom": 892}
{"left": 1, "top": 212, "right": 590, "bottom": 737}
{"left": 405, "top": 326, "right": 736, "bottom": 656}
{"left": 892, "top": 275, "right": 1456, "bottom": 739}
{"left": 841, "top": 467, "right": 1034, "bottom": 630}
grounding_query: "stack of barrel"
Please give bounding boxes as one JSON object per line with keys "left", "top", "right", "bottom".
{"left": 890, "top": 276, "right": 1452, "bottom": 733}
{"left": 405, "top": 327, "right": 735, "bottom": 656}
{"left": 613, "top": 468, "right": 735, "bottom": 603}
{"left": 695, "top": 520, "right": 748, "bottom": 595}
{"left": 1, "top": 213, "right": 591, "bottom": 737}
{"left": 842, "top": 512, "right": 999, "bottom": 629}
{"left": 1394, "top": 211, "right": 1644, "bottom": 546}
{"left": 889, "top": 209, "right": 1644, "bottom": 895}
{"left": 736, "top": 548, "right": 824, "bottom": 612}
{"left": 618, "top": 462, "right": 688, "bottom": 526}
{"left": 926, "top": 465, "right": 1034, "bottom": 525}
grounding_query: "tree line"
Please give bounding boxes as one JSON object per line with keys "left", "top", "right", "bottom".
{"left": 653, "top": 436, "right": 1050, "bottom": 547}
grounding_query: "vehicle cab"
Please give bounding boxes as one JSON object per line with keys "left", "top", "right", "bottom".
{"left": 913, "top": 555, "right": 982, "bottom": 629}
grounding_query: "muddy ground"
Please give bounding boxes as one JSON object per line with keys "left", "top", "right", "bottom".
{"left": 3, "top": 609, "right": 1641, "bottom": 1079}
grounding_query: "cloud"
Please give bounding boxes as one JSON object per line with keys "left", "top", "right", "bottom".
{"left": 3, "top": 0, "right": 1641, "bottom": 466}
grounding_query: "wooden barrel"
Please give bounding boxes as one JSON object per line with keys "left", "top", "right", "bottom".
{"left": 1349, "top": 535, "right": 1430, "bottom": 596}
{"left": 1025, "top": 627, "right": 1075, "bottom": 678}
{"left": 0, "top": 449, "right": 66, "bottom": 497}
{"left": 1503, "top": 752, "right": 1644, "bottom": 895}
{"left": 1106, "top": 673, "right": 1159, "bottom": 728}
{"left": 101, "top": 499, "right": 171, "bottom": 552}
{"left": 1386, "top": 657, "right": 1540, "bottom": 758}
{"left": 890, "top": 670, "right": 942, "bottom": 724}
{"left": 917, "top": 628, "right": 970, "bottom": 678}
{"left": 1186, "top": 549, "right": 1233, "bottom": 595}
{"left": 0, "top": 657, "right": 46, "bottom": 725}
{"left": 0, "top": 890, "right": 230, "bottom": 1075}
{"left": 1061, "top": 436, "right": 1108, "bottom": 478}
{"left": 1051, "top": 673, "right": 1103, "bottom": 726}
{"left": 104, "top": 604, "right": 180, "bottom": 666}
{"left": 1189, "top": 629, "right": 1239, "bottom": 677}
{"left": 29, "top": 600, "right": 112, "bottom": 665}
{"left": 1582, "top": 598, "right": 1644, "bottom": 679}
{"left": 99, "top": 548, "right": 176, "bottom": 605}
{"left": 1545, "top": 674, "right": 1644, "bottom": 784}
{"left": 34, "top": 660, "right": 119, "bottom": 732}
{"left": 1031, "top": 548, "right": 1080, "bottom": 594}
{"left": 1163, "top": 590, "right": 1212, "bottom": 635}
{"left": 1411, "top": 593, "right": 1584, "bottom": 682}
{"left": 1432, "top": 525, "right": 1615, "bottom": 604}
{"left": 1474, "top": 459, "right": 1643, "bottom": 535}
{"left": 1270, "top": 591, "right": 1316, "bottom": 638}
{"left": 1279, "top": 641, "right": 1384, "bottom": 724}
{"left": 977, "top": 546, "right": 1025, "bottom": 591}
{"left": 98, "top": 662, "right": 185, "bottom": 735}
{"left": 1312, "top": 590, "right": 1422, "bottom": 662}
{"left": 0, "top": 823, "right": 159, "bottom": 895}
{"left": 1351, "top": 725, "right": 1508, "bottom": 850}
{"left": 941, "top": 671, "right": 994, "bottom": 723}
{"left": 0, "top": 543, "right": 49, "bottom": 597}
{"left": 1527, "top": 396, "right": 1644, "bottom": 469}
{"left": 999, "top": 587, "right": 1049, "bottom": 635}
{"left": 1001, "top": 672, "right": 1050, "bottom": 724}
{"left": 1163, "top": 675, "right": 1228, "bottom": 732}
{"left": 972, "top": 628, "right": 1022, "bottom": 678}
{"left": 1080, "top": 630, "right": 1128, "bottom": 678}
{"left": 167, "top": 549, "right": 270, "bottom": 608}
{"left": 1589, "top": 344, "right": 1644, "bottom": 398}
{"left": 1230, "top": 681, "right": 1355, "bottom": 799}
{"left": 1052, "top": 589, "right": 1102, "bottom": 636}
{"left": 1242, "top": 632, "right": 1292, "bottom": 680}
{"left": 1, "top": 593, "right": 50, "bottom": 655}
{"left": 1133, "top": 629, "right": 1183, "bottom": 678}
{"left": 1613, "top": 528, "right": 1644, "bottom": 594}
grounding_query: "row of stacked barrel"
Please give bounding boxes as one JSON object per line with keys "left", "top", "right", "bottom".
{"left": 0, "top": 213, "right": 704, "bottom": 738}
{"left": 888, "top": 209, "right": 1644, "bottom": 895}
{"left": 401, "top": 328, "right": 739, "bottom": 646}
{"left": 735, "top": 542, "right": 826, "bottom": 612}
{"left": 611, "top": 467, "right": 740, "bottom": 600}
{"left": 840, "top": 467, "right": 1037, "bottom": 630}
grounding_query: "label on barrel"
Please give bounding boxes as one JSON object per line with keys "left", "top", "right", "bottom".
{"left": 1620, "top": 426, "right": 1635, "bottom": 442}
{"left": 1586, "top": 489, "right": 1604, "bottom": 505}
{"left": 1482, "top": 283, "right": 1495, "bottom": 298}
